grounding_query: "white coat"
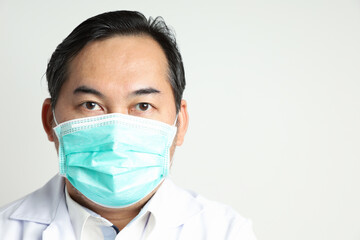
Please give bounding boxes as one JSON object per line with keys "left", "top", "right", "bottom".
{"left": 0, "top": 175, "right": 257, "bottom": 239}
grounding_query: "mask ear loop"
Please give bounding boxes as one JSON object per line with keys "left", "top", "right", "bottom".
{"left": 173, "top": 114, "right": 179, "bottom": 126}
{"left": 52, "top": 109, "right": 59, "bottom": 126}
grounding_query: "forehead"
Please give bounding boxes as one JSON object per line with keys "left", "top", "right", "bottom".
{"left": 65, "top": 35, "right": 170, "bottom": 93}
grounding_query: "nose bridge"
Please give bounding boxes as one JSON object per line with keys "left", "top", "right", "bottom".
{"left": 107, "top": 104, "right": 129, "bottom": 115}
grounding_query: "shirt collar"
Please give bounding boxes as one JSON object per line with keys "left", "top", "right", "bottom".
{"left": 65, "top": 184, "right": 153, "bottom": 239}
{"left": 10, "top": 174, "right": 204, "bottom": 232}
{"left": 141, "top": 177, "right": 204, "bottom": 227}
{"left": 65, "top": 185, "right": 114, "bottom": 240}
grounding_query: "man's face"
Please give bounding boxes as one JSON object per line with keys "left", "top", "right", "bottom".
{"left": 42, "top": 35, "right": 188, "bottom": 210}
{"left": 56, "top": 35, "right": 177, "bottom": 126}
{"left": 47, "top": 34, "right": 187, "bottom": 150}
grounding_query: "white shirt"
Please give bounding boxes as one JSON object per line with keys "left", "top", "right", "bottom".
{"left": 65, "top": 186, "right": 151, "bottom": 240}
{"left": 0, "top": 175, "right": 257, "bottom": 240}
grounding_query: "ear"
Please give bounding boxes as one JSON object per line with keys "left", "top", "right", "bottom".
{"left": 42, "top": 98, "right": 55, "bottom": 142}
{"left": 175, "top": 99, "right": 189, "bottom": 146}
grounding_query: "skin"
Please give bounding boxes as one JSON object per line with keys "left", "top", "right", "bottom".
{"left": 41, "top": 35, "right": 189, "bottom": 231}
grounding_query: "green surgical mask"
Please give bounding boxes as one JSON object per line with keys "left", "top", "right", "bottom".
{"left": 53, "top": 113, "right": 177, "bottom": 208}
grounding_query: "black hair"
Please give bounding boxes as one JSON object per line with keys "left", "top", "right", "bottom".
{"left": 46, "top": 10, "right": 185, "bottom": 112}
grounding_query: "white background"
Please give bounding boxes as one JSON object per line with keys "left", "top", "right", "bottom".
{"left": 0, "top": 1, "right": 359, "bottom": 239}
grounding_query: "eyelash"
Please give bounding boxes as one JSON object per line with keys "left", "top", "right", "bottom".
{"left": 135, "top": 102, "right": 153, "bottom": 112}
{"left": 81, "top": 101, "right": 102, "bottom": 111}
{"left": 79, "top": 101, "right": 155, "bottom": 113}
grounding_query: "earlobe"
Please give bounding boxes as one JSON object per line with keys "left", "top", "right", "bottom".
{"left": 176, "top": 100, "right": 189, "bottom": 146}
{"left": 42, "top": 98, "right": 55, "bottom": 142}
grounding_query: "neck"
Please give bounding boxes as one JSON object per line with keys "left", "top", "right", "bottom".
{"left": 65, "top": 179, "right": 158, "bottom": 231}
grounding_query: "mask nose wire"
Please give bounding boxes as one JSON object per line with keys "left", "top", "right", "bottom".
{"left": 52, "top": 109, "right": 59, "bottom": 126}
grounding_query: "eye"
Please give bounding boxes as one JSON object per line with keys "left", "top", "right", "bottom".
{"left": 135, "top": 102, "right": 152, "bottom": 112}
{"left": 82, "top": 102, "right": 102, "bottom": 111}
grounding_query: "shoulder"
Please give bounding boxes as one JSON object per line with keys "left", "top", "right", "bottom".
{"left": 158, "top": 179, "right": 257, "bottom": 239}
{"left": 0, "top": 174, "right": 64, "bottom": 217}
{"left": 194, "top": 193, "right": 256, "bottom": 239}
{"left": 195, "top": 193, "right": 248, "bottom": 222}
{"left": 0, "top": 197, "right": 26, "bottom": 220}
{"left": 0, "top": 175, "right": 65, "bottom": 238}
{"left": 0, "top": 195, "right": 32, "bottom": 239}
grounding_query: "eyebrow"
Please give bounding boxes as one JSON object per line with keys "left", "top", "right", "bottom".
{"left": 131, "top": 87, "right": 161, "bottom": 96}
{"left": 73, "top": 85, "right": 160, "bottom": 98}
{"left": 73, "top": 85, "right": 104, "bottom": 98}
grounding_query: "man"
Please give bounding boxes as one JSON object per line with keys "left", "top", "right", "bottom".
{"left": 0, "top": 10, "right": 256, "bottom": 239}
